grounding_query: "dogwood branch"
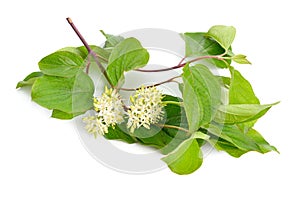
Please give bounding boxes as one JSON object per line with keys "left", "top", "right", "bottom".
{"left": 66, "top": 17, "right": 113, "bottom": 87}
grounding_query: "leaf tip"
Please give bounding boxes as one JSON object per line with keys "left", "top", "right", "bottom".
{"left": 272, "top": 101, "right": 280, "bottom": 106}
{"left": 100, "top": 30, "right": 108, "bottom": 39}
{"left": 16, "top": 82, "right": 21, "bottom": 89}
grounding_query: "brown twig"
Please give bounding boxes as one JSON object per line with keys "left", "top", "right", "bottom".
{"left": 66, "top": 17, "right": 113, "bottom": 87}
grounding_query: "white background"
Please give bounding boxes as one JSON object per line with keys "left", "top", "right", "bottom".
{"left": 1, "top": 0, "right": 299, "bottom": 198}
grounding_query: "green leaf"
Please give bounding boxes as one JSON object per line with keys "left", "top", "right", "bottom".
{"left": 58, "top": 46, "right": 110, "bottom": 64}
{"left": 208, "top": 124, "right": 260, "bottom": 151}
{"left": 214, "top": 103, "right": 278, "bottom": 124}
{"left": 126, "top": 124, "right": 183, "bottom": 153}
{"left": 183, "top": 32, "right": 230, "bottom": 68}
{"left": 211, "top": 138, "right": 248, "bottom": 158}
{"left": 51, "top": 109, "right": 83, "bottom": 120}
{"left": 58, "top": 47, "right": 86, "bottom": 58}
{"left": 101, "top": 95, "right": 190, "bottom": 154}
{"left": 39, "top": 51, "right": 85, "bottom": 78}
{"left": 105, "top": 124, "right": 136, "bottom": 144}
{"left": 178, "top": 83, "right": 184, "bottom": 94}
{"left": 206, "top": 25, "right": 236, "bottom": 50}
{"left": 216, "top": 76, "right": 231, "bottom": 88}
{"left": 162, "top": 139, "right": 202, "bottom": 175}
{"left": 183, "top": 32, "right": 225, "bottom": 56}
{"left": 160, "top": 138, "right": 187, "bottom": 155}
{"left": 106, "top": 37, "right": 149, "bottom": 86}
{"left": 232, "top": 54, "right": 251, "bottom": 64}
{"left": 162, "top": 96, "right": 188, "bottom": 135}
{"left": 114, "top": 123, "right": 177, "bottom": 150}
{"left": 31, "top": 71, "right": 94, "bottom": 113}
{"left": 105, "top": 35, "right": 124, "bottom": 48}
{"left": 16, "top": 72, "right": 43, "bottom": 88}
{"left": 160, "top": 95, "right": 190, "bottom": 154}
{"left": 77, "top": 46, "right": 110, "bottom": 63}
{"left": 229, "top": 67, "right": 262, "bottom": 129}
{"left": 182, "top": 64, "right": 221, "bottom": 132}
{"left": 136, "top": 127, "right": 174, "bottom": 149}
{"left": 229, "top": 67, "right": 260, "bottom": 104}
{"left": 246, "top": 128, "right": 279, "bottom": 153}
{"left": 209, "top": 126, "right": 278, "bottom": 157}
{"left": 136, "top": 95, "right": 189, "bottom": 153}
{"left": 100, "top": 30, "right": 125, "bottom": 48}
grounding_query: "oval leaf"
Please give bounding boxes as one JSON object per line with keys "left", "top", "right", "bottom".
{"left": 206, "top": 25, "right": 236, "bottom": 50}
{"left": 162, "top": 139, "right": 202, "bottom": 175}
{"left": 106, "top": 37, "right": 149, "bottom": 86}
{"left": 229, "top": 67, "right": 260, "bottom": 104}
{"left": 183, "top": 32, "right": 230, "bottom": 68}
{"left": 232, "top": 54, "right": 251, "bottom": 64}
{"left": 39, "top": 51, "right": 84, "bottom": 77}
{"left": 31, "top": 71, "right": 94, "bottom": 113}
{"left": 182, "top": 64, "right": 221, "bottom": 132}
{"left": 183, "top": 32, "right": 225, "bottom": 56}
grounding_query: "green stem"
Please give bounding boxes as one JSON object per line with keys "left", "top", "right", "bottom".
{"left": 155, "top": 123, "right": 190, "bottom": 134}
{"left": 163, "top": 101, "right": 183, "bottom": 106}
{"left": 193, "top": 131, "right": 210, "bottom": 140}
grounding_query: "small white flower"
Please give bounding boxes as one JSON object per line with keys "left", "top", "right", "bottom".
{"left": 83, "top": 87, "right": 124, "bottom": 136}
{"left": 94, "top": 87, "right": 124, "bottom": 126}
{"left": 127, "top": 86, "right": 164, "bottom": 132}
{"left": 82, "top": 116, "right": 108, "bottom": 137}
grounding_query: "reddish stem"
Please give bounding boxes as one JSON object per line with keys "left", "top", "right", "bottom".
{"left": 66, "top": 18, "right": 113, "bottom": 87}
{"left": 135, "top": 55, "right": 224, "bottom": 72}
{"left": 177, "top": 57, "right": 186, "bottom": 66}
{"left": 119, "top": 75, "right": 181, "bottom": 91}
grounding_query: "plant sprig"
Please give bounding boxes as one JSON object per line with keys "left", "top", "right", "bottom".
{"left": 16, "top": 18, "right": 278, "bottom": 175}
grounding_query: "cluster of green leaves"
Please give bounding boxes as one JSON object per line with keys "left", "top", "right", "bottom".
{"left": 16, "top": 35, "right": 148, "bottom": 118}
{"left": 17, "top": 25, "right": 278, "bottom": 175}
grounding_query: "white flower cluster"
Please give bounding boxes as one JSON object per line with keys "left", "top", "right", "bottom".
{"left": 83, "top": 87, "right": 124, "bottom": 136}
{"left": 127, "top": 86, "right": 164, "bottom": 132}
{"left": 82, "top": 116, "right": 108, "bottom": 137}
{"left": 83, "top": 86, "right": 164, "bottom": 136}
